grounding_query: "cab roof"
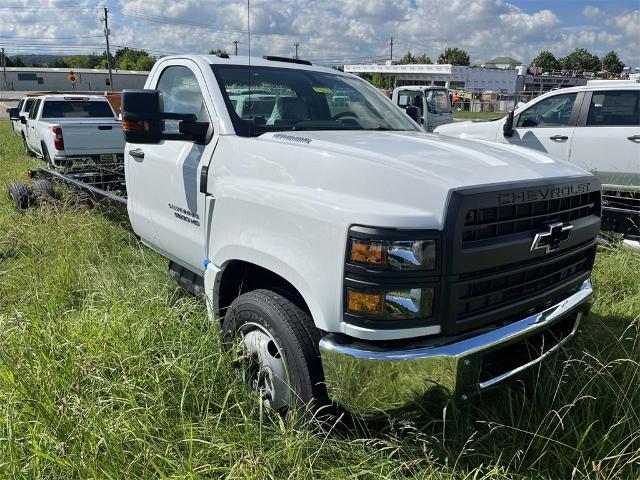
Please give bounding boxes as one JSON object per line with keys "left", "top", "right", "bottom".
{"left": 160, "top": 54, "right": 347, "bottom": 76}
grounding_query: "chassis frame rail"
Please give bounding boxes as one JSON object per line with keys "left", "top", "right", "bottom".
{"left": 30, "top": 165, "right": 127, "bottom": 205}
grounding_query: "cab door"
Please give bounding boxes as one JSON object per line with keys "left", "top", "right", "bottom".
{"left": 125, "top": 61, "right": 218, "bottom": 272}
{"left": 569, "top": 89, "right": 640, "bottom": 185}
{"left": 504, "top": 91, "right": 581, "bottom": 161}
{"left": 395, "top": 90, "right": 425, "bottom": 130}
{"left": 26, "top": 99, "right": 42, "bottom": 154}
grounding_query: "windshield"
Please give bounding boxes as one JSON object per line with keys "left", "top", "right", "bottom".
{"left": 212, "top": 65, "right": 420, "bottom": 137}
{"left": 42, "top": 100, "right": 115, "bottom": 119}
{"left": 425, "top": 89, "right": 451, "bottom": 114}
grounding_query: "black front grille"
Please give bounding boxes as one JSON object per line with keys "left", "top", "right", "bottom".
{"left": 603, "top": 189, "right": 640, "bottom": 212}
{"left": 455, "top": 244, "right": 595, "bottom": 319}
{"left": 462, "top": 191, "right": 599, "bottom": 244}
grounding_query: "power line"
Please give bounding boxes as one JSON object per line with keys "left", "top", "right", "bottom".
{"left": 0, "top": 35, "right": 103, "bottom": 40}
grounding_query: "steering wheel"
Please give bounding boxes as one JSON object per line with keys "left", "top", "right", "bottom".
{"left": 333, "top": 111, "right": 359, "bottom": 120}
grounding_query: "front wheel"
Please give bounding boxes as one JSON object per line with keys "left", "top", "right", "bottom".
{"left": 222, "top": 289, "right": 326, "bottom": 415}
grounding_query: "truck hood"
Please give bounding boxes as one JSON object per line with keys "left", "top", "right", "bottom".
{"left": 259, "top": 130, "right": 587, "bottom": 184}
{"left": 218, "top": 130, "right": 592, "bottom": 229}
{"left": 433, "top": 119, "right": 502, "bottom": 141}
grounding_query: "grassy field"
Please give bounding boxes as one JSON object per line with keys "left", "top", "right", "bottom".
{"left": 0, "top": 119, "right": 639, "bottom": 479}
{"left": 452, "top": 110, "right": 505, "bottom": 121}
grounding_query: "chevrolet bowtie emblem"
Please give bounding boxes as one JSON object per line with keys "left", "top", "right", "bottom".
{"left": 531, "top": 221, "right": 573, "bottom": 253}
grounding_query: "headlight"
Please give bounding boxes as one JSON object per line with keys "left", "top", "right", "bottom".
{"left": 347, "top": 287, "right": 434, "bottom": 319}
{"left": 350, "top": 238, "right": 436, "bottom": 270}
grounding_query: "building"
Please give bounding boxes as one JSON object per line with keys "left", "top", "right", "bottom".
{"left": 1, "top": 67, "right": 149, "bottom": 92}
{"left": 515, "top": 73, "right": 588, "bottom": 92}
{"left": 344, "top": 63, "right": 518, "bottom": 93}
{"left": 482, "top": 56, "right": 522, "bottom": 69}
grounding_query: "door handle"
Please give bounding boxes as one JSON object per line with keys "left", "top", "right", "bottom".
{"left": 549, "top": 135, "right": 568, "bottom": 141}
{"left": 129, "top": 148, "right": 145, "bottom": 159}
{"left": 628, "top": 135, "right": 640, "bottom": 142}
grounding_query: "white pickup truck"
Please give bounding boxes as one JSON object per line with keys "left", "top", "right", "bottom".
{"left": 434, "top": 82, "right": 639, "bottom": 241}
{"left": 23, "top": 94, "right": 125, "bottom": 169}
{"left": 119, "top": 54, "right": 601, "bottom": 415}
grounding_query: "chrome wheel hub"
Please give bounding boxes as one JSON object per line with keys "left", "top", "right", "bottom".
{"left": 238, "top": 324, "right": 290, "bottom": 411}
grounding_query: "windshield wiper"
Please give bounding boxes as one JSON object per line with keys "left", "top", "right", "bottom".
{"left": 291, "top": 120, "right": 356, "bottom": 131}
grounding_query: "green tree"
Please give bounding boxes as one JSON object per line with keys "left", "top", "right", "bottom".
{"left": 209, "top": 49, "right": 229, "bottom": 56}
{"left": 51, "top": 58, "right": 70, "bottom": 68}
{"left": 531, "top": 50, "right": 560, "bottom": 71}
{"left": 559, "top": 48, "right": 600, "bottom": 72}
{"left": 398, "top": 51, "right": 416, "bottom": 64}
{"left": 437, "top": 47, "right": 470, "bottom": 66}
{"left": 61, "top": 53, "right": 106, "bottom": 69}
{"left": 369, "top": 73, "right": 392, "bottom": 89}
{"left": 398, "top": 52, "right": 432, "bottom": 64}
{"left": 113, "top": 48, "right": 155, "bottom": 71}
{"left": 601, "top": 50, "right": 624, "bottom": 74}
{"left": 5, "top": 56, "right": 26, "bottom": 67}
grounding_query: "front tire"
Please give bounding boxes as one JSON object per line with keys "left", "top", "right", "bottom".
{"left": 222, "top": 289, "right": 325, "bottom": 415}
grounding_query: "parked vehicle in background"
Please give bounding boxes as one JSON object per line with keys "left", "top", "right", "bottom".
{"left": 23, "top": 94, "right": 124, "bottom": 169}
{"left": 111, "top": 54, "right": 600, "bottom": 417}
{"left": 392, "top": 86, "right": 453, "bottom": 131}
{"left": 8, "top": 96, "right": 37, "bottom": 140}
{"left": 434, "top": 81, "right": 639, "bottom": 241}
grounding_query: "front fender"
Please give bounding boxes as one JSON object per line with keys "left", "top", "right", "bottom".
{"left": 208, "top": 194, "right": 346, "bottom": 333}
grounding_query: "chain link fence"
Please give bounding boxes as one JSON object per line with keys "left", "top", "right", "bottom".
{"left": 451, "top": 90, "right": 547, "bottom": 113}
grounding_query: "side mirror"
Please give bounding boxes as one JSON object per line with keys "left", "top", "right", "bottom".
{"left": 121, "top": 89, "right": 164, "bottom": 144}
{"left": 405, "top": 106, "right": 420, "bottom": 123}
{"left": 20, "top": 116, "right": 27, "bottom": 125}
{"left": 122, "top": 89, "right": 210, "bottom": 144}
{"left": 503, "top": 109, "right": 515, "bottom": 138}
{"left": 8, "top": 108, "right": 19, "bottom": 121}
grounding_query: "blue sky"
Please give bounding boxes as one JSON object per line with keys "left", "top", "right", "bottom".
{"left": 1, "top": 1, "right": 638, "bottom": 66}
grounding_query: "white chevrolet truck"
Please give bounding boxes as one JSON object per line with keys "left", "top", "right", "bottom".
{"left": 23, "top": 94, "right": 124, "bottom": 169}
{"left": 120, "top": 54, "right": 601, "bottom": 415}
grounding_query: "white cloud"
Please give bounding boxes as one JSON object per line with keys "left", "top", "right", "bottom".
{"left": 0, "top": 0, "right": 638, "bottom": 67}
{"left": 583, "top": 5, "right": 604, "bottom": 21}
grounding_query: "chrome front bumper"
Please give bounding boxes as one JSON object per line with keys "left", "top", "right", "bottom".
{"left": 319, "top": 279, "right": 593, "bottom": 415}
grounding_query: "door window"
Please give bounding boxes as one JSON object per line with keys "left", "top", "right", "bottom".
{"left": 586, "top": 90, "right": 639, "bottom": 126}
{"left": 517, "top": 93, "right": 577, "bottom": 128}
{"left": 156, "top": 65, "right": 209, "bottom": 133}
{"left": 28, "top": 99, "right": 41, "bottom": 119}
{"left": 23, "top": 99, "right": 35, "bottom": 114}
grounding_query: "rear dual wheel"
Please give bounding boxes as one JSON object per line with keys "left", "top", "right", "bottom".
{"left": 222, "top": 289, "right": 326, "bottom": 416}
{"left": 8, "top": 181, "right": 31, "bottom": 211}
{"left": 7, "top": 179, "right": 55, "bottom": 211}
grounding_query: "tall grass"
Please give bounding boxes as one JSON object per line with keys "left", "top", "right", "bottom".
{"left": 0, "top": 120, "right": 638, "bottom": 479}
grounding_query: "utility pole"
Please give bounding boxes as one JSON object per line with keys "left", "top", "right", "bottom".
{"left": 388, "top": 36, "right": 394, "bottom": 90}
{"left": 233, "top": 40, "right": 239, "bottom": 55}
{"left": 101, "top": 6, "right": 114, "bottom": 91}
{"left": 1, "top": 48, "right": 7, "bottom": 91}
{"left": 294, "top": 42, "right": 299, "bottom": 60}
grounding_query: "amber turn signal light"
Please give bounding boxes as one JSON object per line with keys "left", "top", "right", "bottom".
{"left": 350, "top": 239, "right": 386, "bottom": 265}
{"left": 122, "top": 119, "right": 148, "bottom": 132}
{"left": 347, "top": 290, "right": 383, "bottom": 314}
